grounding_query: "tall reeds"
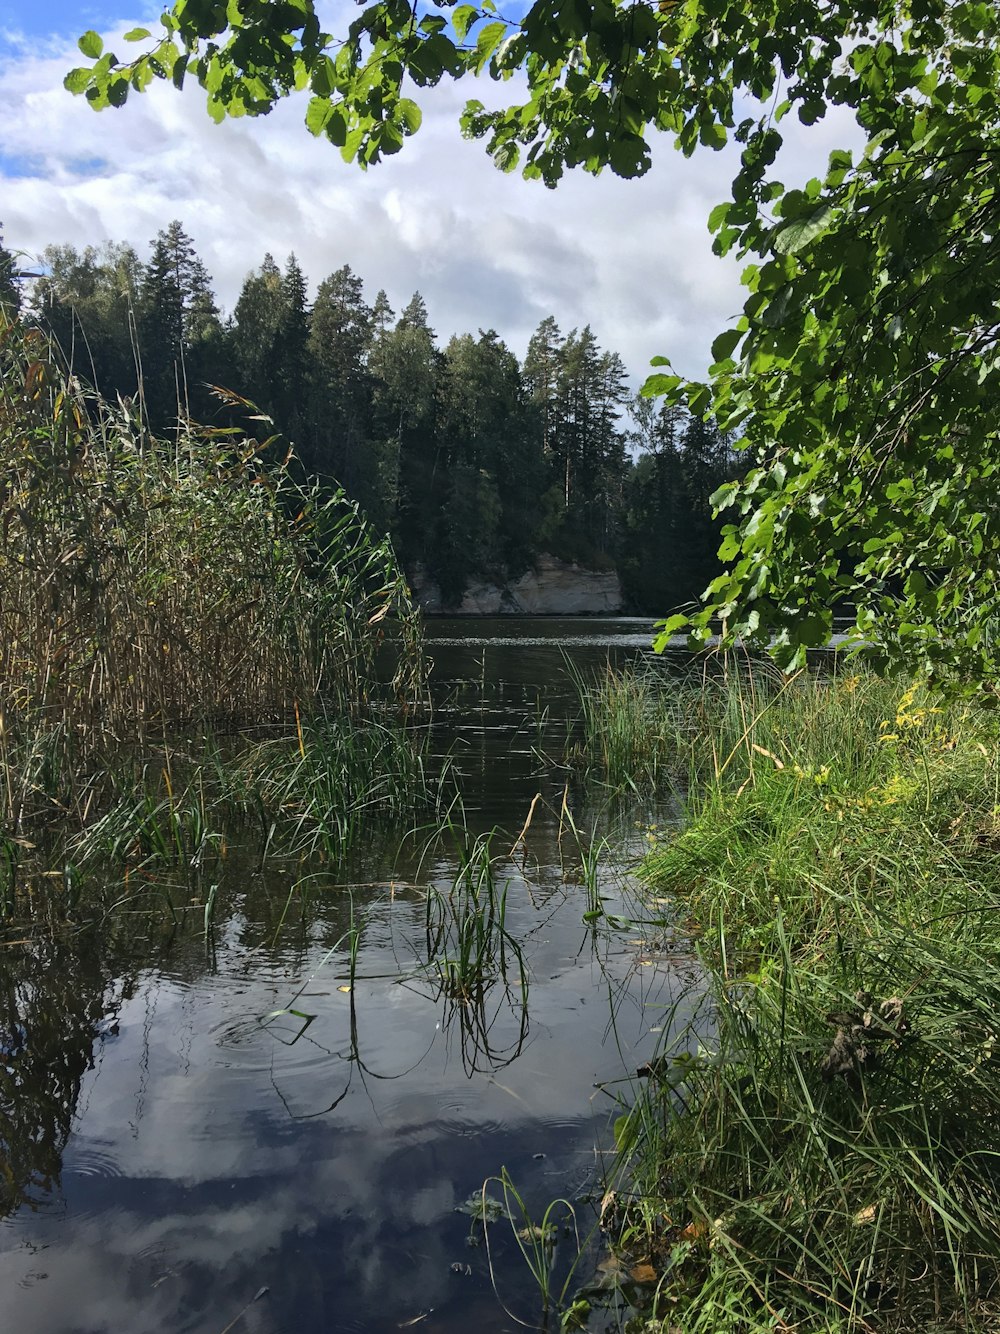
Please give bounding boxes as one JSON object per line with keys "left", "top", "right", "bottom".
{"left": 0, "top": 313, "right": 425, "bottom": 842}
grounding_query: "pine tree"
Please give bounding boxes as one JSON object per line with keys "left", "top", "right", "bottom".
{"left": 231, "top": 253, "right": 284, "bottom": 410}
{"left": 272, "top": 253, "right": 310, "bottom": 438}
{"left": 526, "top": 320, "right": 628, "bottom": 563}
{"left": 369, "top": 297, "right": 438, "bottom": 555}
{"left": 140, "top": 221, "right": 221, "bottom": 428}
{"left": 370, "top": 289, "right": 394, "bottom": 336}
{"left": 306, "top": 264, "right": 374, "bottom": 486}
{"left": 620, "top": 401, "right": 737, "bottom": 612}
{"left": 398, "top": 290, "right": 433, "bottom": 336}
{"left": 434, "top": 329, "right": 544, "bottom": 593}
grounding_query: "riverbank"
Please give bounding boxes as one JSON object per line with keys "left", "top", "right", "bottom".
{"left": 586, "top": 666, "right": 1000, "bottom": 1332}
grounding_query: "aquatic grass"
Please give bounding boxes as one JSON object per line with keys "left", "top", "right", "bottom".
{"left": 411, "top": 822, "right": 532, "bottom": 1072}
{"left": 483, "top": 1168, "right": 589, "bottom": 1328}
{"left": 424, "top": 828, "right": 527, "bottom": 1001}
{"left": 556, "top": 796, "right": 610, "bottom": 924}
{"left": 0, "top": 314, "right": 426, "bottom": 856}
{"left": 569, "top": 659, "right": 691, "bottom": 793}
{"left": 230, "top": 710, "right": 432, "bottom": 859}
{"left": 601, "top": 667, "right": 1000, "bottom": 1332}
{"left": 66, "top": 711, "right": 432, "bottom": 874}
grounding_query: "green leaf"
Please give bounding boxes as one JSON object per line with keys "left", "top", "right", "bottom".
{"left": 64, "top": 67, "right": 92, "bottom": 95}
{"left": 712, "top": 328, "right": 742, "bottom": 362}
{"left": 453, "top": 4, "right": 479, "bottom": 41}
{"left": 642, "top": 372, "right": 682, "bottom": 396}
{"left": 773, "top": 203, "right": 836, "bottom": 255}
{"left": 475, "top": 20, "right": 507, "bottom": 65}
{"left": 78, "top": 30, "right": 104, "bottom": 59}
{"left": 106, "top": 76, "right": 129, "bottom": 107}
{"left": 306, "top": 96, "right": 333, "bottom": 135}
{"left": 397, "top": 97, "right": 422, "bottom": 134}
{"left": 708, "top": 201, "right": 731, "bottom": 232}
{"left": 123, "top": 27, "right": 152, "bottom": 42}
{"left": 699, "top": 121, "right": 727, "bottom": 149}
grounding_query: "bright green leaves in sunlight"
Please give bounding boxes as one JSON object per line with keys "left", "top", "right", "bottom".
{"left": 66, "top": 0, "right": 467, "bottom": 167}
{"left": 646, "top": 0, "right": 1000, "bottom": 687}
{"left": 66, "top": 0, "right": 1000, "bottom": 685}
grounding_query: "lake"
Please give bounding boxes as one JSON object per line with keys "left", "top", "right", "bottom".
{"left": 0, "top": 617, "right": 697, "bottom": 1334}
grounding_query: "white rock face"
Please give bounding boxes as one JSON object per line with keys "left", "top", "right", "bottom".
{"left": 412, "top": 554, "right": 623, "bottom": 615}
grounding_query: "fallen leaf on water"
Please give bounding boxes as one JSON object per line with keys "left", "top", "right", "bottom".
{"left": 398, "top": 1311, "right": 432, "bottom": 1327}
{"left": 337, "top": 985, "right": 352, "bottom": 993}
{"left": 678, "top": 1221, "right": 709, "bottom": 1243}
{"left": 629, "top": 1263, "right": 658, "bottom": 1284}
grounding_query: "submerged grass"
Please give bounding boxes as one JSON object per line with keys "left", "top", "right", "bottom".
{"left": 586, "top": 665, "right": 1000, "bottom": 1333}
{"left": 66, "top": 710, "right": 432, "bottom": 872}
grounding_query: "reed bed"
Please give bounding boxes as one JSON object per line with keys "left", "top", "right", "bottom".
{"left": 570, "top": 660, "right": 691, "bottom": 792}
{"left": 583, "top": 665, "right": 1000, "bottom": 1332}
{"left": 0, "top": 312, "right": 426, "bottom": 873}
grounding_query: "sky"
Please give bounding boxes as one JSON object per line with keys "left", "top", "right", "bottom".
{"left": 0, "top": 2, "right": 858, "bottom": 383}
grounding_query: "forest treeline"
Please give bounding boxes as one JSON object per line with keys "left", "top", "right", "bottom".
{"left": 2, "top": 220, "right": 735, "bottom": 612}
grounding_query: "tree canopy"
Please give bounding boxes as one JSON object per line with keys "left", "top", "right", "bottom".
{"left": 69, "top": 0, "right": 1000, "bottom": 683}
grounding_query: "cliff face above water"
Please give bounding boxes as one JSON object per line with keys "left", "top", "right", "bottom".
{"left": 412, "top": 553, "right": 623, "bottom": 615}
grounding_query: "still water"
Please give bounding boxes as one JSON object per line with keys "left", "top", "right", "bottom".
{"left": 0, "top": 618, "right": 695, "bottom": 1334}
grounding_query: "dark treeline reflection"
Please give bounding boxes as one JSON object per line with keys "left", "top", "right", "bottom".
{"left": 7, "top": 221, "right": 738, "bottom": 613}
{"left": 0, "top": 910, "right": 141, "bottom": 1220}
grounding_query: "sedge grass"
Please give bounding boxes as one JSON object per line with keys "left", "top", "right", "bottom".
{"left": 584, "top": 664, "right": 1000, "bottom": 1332}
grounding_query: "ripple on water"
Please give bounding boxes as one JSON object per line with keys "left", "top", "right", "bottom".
{"left": 209, "top": 1010, "right": 356, "bottom": 1091}
{"left": 68, "top": 1145, "right": 125, "bottom": 1181}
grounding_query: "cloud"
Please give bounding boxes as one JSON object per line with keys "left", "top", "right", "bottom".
{"left": 0, "top": 14, "right": 860, "bottom": 383}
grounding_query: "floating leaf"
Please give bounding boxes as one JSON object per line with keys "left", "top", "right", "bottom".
{"left": 629, "top": 1263, "right": 659, "bottom": 1283}
{"left": 456, "top": 1192, "right": 508, "bottom": 1222}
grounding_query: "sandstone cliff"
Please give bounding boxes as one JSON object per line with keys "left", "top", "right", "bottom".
{"left": 411, "top": 554, "right": 623, "bottom": 615}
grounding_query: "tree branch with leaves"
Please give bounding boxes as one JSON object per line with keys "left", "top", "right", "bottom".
{"left": 68, "top": 0, "right": 1000, "bottom": 684}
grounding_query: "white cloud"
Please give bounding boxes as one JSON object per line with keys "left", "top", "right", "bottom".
{"left": 0, "top": 17, "right": 859, "bottom": 382}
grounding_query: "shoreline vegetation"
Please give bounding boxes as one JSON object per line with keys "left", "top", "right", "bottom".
{"left": 0, "top": 313, "right": 431, "bottom": 901}
{"left": 576, "top": 663, "right": 1000, "bottom": 1333}
{"left": 6, "top": 302, "right": 1000, "bottom": 1330}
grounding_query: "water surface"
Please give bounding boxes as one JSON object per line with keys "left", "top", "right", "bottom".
{"left": 0, "top": 617, "right": 695, "bottom": 1333}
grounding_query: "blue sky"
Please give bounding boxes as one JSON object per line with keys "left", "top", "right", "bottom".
{"left": 0, "top": 3, "right": 857, "bottom": 379}
{"left": 2, "top": 2, "right": 155, "bottom": 42}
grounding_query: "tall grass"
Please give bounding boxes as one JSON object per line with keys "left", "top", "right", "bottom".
{"left": 588, "top": 665, "right": 1000, "bottom": 1332}
{"left": 570, "top": 660, "right": 691, "bottom": 792}
{"left": 0, "top": 313, "right": 425, "bottom": 848}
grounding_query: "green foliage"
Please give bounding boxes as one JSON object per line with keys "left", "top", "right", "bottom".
{"left": 611, "top": 668, "right": 1000, "bottom": 1330}
{"left": 68, "top": 0, "right": 1000, "bottom": 680}
{"left": 0, "top": 226, "right": 19, "bottom": 317}
{"left": 31, "top": 229, "right": 653, "bottom": 611}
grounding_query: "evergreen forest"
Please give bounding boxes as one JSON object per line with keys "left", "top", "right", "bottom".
{"left": 4, "top": 220, "right": 735, "bottom": 613}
